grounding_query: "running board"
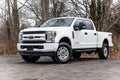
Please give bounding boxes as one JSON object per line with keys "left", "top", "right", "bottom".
{"left": 74, "top": 48, "right": 96, "bottom": 52}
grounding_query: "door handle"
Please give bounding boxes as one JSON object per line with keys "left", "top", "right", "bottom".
{"left": 94, "top": 33, "right": 97, "bottom": 35}
{"left": 85, "top": 32, "right": 88, "bottom": 35}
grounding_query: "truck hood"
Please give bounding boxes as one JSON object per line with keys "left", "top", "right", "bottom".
{"left": 21, "top": 27, "right": 70, "bottom": 32}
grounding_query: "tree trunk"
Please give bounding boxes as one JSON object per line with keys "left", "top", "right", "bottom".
{"left": 41, "top": 0, "right": 49, "bottom": 23}
{"left": 53, "top": 0, "right": 58, "bottom": 17}
{"left": 13, "top": 0, "right": 19, "bottom": 41}
{"left": 6, "top": 0, "right": 13, "bottom": 40}
{"left": 90, "top": 0, "right": 113, "bottom": 31}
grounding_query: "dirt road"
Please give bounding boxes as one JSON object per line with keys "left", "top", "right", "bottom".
{"left": 0, "top": 56, "right": 120, "bottom": 80}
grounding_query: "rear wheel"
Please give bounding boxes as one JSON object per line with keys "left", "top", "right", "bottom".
{"left": 98, "top": 43, "right": 109, "bottom": 59}
{"left": 73, "top": 52, "right": 81, "bottom": 59}
{"left": 21, "top": 55, "right": 40, "bottom": 63}
{"left": 52, "top": 42, "right": 72, "bottom": 63}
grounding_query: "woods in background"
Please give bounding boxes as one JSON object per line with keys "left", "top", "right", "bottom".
{"left": 0, "top": 0, "right": 120, "bottom": 53}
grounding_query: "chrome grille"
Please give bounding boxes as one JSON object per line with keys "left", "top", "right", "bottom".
{"left": 22, "top": 31, "right": 46, "bottom": 43}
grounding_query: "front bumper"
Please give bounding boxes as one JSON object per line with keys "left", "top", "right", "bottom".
{"left": 17, "top": 43, "right": 59, "bottom": 56}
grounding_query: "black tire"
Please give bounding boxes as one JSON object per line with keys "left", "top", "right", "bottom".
{"left": 98, "top": 43, "right": 109, "bottom": 59}
{"left": 52, "top": 42, "right": 72, "bottom": 63}
{"left": 21, "top": 55, "right": 40, "bottom": 63}
{"left": 73, "top": 51, "right": 81, "bottom": 59}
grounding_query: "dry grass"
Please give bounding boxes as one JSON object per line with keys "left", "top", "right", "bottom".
{"left": 109, "top": 52, "right": 120, "bottom": 58}
{"left": 0, "top": 50, "right": 18, "bottom": 55}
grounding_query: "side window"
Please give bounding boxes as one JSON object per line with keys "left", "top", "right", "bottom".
{"left": 74, "top": 19, "right": 82, "bottom": 28}
{"left": 83, "top": 20, "right": 94, "bottom": 30}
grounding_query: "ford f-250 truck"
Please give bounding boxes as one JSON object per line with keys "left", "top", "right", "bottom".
{"left": 17, "top": 17, "right": 113, "bottom": 63}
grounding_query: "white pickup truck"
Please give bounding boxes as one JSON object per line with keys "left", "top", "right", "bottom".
{"left": 17, "top": 17, "right": 113, "bottom": 63}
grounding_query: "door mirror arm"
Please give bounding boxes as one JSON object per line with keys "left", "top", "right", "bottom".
{"left": 74, "top": 26, "right": 79, "bottom": 31}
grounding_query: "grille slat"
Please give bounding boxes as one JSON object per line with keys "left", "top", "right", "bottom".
{"left": 21, "top": 45, "right": 44, "bottom": 49}
{"left": 23, "top": 31, "right": 46, "bottom": 34}
{"left": 22, "top": 40, "right": 46, "bottom": 43}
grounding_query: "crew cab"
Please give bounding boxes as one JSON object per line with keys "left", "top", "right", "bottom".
{"left": 17, "top": 17, "right": 113, "bottom": 63}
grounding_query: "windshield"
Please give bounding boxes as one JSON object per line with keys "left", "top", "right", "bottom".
{"left": 41, "top": 18, "right": 74, "bottom": 27}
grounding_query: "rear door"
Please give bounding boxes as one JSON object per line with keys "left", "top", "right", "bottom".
{"left": 82, "top": 20, "right": 97, "bottom": 48}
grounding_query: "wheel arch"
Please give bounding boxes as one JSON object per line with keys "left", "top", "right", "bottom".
{"left": 103, "top": 39, "right": 109, "bottom": 46}
{"left": 59, "top": 37, "right": 71, "bottom": 46}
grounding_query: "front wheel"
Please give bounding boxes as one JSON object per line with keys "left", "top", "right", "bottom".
{"left": 21, "top": 55, "right": 40, "bottom": 63}
{"left": 52, "top": 42, "right": 72, "bottom": 63}
{"left": 98, "top": 43, "right": 109, "bottom": 59}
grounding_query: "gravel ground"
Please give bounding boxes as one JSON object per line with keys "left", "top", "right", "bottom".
{"left": 0, "top": 56, "right": 120, "bottom": 80}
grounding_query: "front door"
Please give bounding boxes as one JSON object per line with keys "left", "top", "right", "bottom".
{"left": 73, "top": 19, "right": 97, "bottom": 49}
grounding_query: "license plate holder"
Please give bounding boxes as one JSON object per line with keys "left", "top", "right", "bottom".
{"left": 27, "top": 47, "right": 33, "bottom": 51}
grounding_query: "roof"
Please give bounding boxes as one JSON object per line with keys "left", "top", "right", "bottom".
{"left": 50, "top": 17, "right": 91, "bottom": 20}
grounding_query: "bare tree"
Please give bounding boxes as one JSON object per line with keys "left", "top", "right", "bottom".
{"left": 71, "top": 0, "right": 90, "bottom": 17}
{"left": 71, "top": 0, "right": 114, "bottom": 31}
{"left": 41, "top": 0, "right": 49, "bottom": 23}
{"left": 6, "top": 0, "right": 29, "bottom": 40}
{"left": 50, "top": 0, "right": 66, "bottom": 17}
{"left": 2, "top": 0, "right": 28, "bottom": 51}
{"left": 20, "top": 0, "right": 49, "bottom": 24}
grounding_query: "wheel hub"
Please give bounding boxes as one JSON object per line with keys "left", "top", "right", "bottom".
{"left": 57, "top": 46, "right": 69, "bottom": 61}
{"left": 104, "top": 47, "right": 108, "bottom": 57}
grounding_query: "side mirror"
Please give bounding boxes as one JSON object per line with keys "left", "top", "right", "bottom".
{"left": 79, "top": 23, "right": 86, "bottom": 30}
{"left": 74, "top": 26, "right": 79, "bottom": 31}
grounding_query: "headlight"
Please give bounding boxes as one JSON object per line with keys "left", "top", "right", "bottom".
{"left": 19, "top": 33, "right": 23, "bottom": 43}
{"left": 46, "top": 31, "right": 56, "bottom": 42}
